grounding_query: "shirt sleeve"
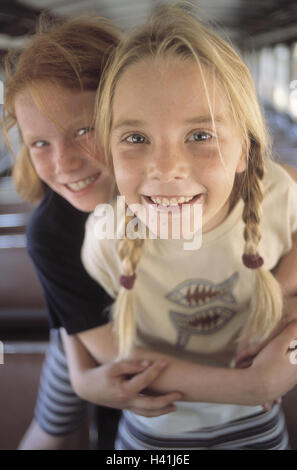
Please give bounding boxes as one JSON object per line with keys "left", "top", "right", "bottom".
{"left": 271, "top": 160, "right": 297, "bottom": 236}
{"left": 288, "top": 175, "right": 297, "bottom": 235}
{"left": 81, "top": 213, "right": 121, "bottom": 300}
{"left": 261, "top": 159, "right": 297, "bottom": 266}
{"left": 27, "top": 237, "right": 113, "bottom": 334}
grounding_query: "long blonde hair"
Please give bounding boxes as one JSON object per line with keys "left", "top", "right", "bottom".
{"left": 3, "top": 15, "right": 121, "bottom": 203}
{"left": 97, "top": 2, "right": 282, "bottom": 358}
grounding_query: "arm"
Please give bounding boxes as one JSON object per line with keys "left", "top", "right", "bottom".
{"left": 77, "top": 321, "right": 297, "bottom": 406}
{"left": 60, "top": 328, "right": 183, "bottom": 417}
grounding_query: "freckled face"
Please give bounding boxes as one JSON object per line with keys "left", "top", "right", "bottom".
{"left": 15, "top": 85, "right": 115, "bottom": 212}
{"left": 110, "top": 58, "right": 246, "bottom": 237}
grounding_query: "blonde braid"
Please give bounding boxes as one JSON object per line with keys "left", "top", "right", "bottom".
{"left": 242, "top": 154, "right": 264, "bottom": 256}
{"left": 240, "top": 149, "right": 283, "bottom": 343}
{"left": 113, "top": 214, "right": 144, "bottom": 359}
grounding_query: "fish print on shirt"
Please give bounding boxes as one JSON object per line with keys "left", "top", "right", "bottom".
{"left": 167, "top": 272, "right": 239, "bottom": 348}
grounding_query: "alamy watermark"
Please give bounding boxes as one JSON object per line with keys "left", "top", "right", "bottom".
{"left": 93, "top": 196, "right": 203, "bottom": 251}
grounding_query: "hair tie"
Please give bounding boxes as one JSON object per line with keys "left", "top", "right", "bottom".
{"left": 119, "top": 273, "right": 136, "bottom": 290}
{"left": 242, "top": 253, "right": 264, "bottom": 269}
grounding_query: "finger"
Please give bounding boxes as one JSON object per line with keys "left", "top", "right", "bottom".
{"left": 123, "top": 360, "right": 171, "bottom": 394}
{"left": 130, "top": 404, "right": 178, "bottom": 417}
{"left": 131, "top": 391, "right": 183, "bottom": 411}
{"left": 262, "top": 402, "right": 271, "bottom": 412}
{"left": 262, "top": 397, "right": 282, "bottom": 411}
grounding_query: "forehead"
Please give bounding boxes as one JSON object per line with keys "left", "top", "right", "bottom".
{"left": 112, "top": 57, "right": 233, "bottom": 125}
{"left": 15, "top": 84, "right": 96, "bottom": 133}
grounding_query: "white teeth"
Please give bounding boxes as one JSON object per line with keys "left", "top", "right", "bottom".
{"left": 66, "top": 174, "right": 98, "bottom": 191}
{"left": 169, "top": 198, "right": 178, "bottom": 206}
{"left": 150, "top": 195, "right": 196, "bottom": 206}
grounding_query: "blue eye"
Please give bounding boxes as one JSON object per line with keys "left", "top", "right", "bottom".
{"left": 32, "top": 140, "right": 49, "bottom": 148}
{"left": 188, "top": 131, "right": 212, "bottom": 142}
{"left": 76, "top": 127, "right": 94, "bottom": 137}
{"left": 125, "top": 134, "right": 147, "bottom": 144}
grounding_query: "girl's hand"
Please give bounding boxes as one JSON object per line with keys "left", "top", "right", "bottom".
{"left": 61, "top": 326, "right": 183, "bottom": 416}
{"left": 262, "top": 397, "right": 282, "bottom": 412}
{"left": 77, "top": 359, "right": 183, "bottom": 417}
{"left": 247, "top": 321, "right": 297, "bottom": 404}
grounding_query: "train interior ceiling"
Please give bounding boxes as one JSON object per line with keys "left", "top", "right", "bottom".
{"left": 0, "top": 0, "right": 297, "bottom": 450}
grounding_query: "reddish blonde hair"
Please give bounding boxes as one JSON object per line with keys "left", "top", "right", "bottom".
{"left": 3, "top": 14, "right": 121, "bottom": 203}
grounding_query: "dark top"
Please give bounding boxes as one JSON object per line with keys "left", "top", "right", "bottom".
{"left": 26, "top": 189, "right": 113, "bottom": 334}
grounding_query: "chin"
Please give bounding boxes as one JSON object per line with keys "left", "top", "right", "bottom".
{"left": 68, "top": 199, "right": 93, "bottom": 212}
{"left": 63, "top": 193, "right": 99, "bottom": 212}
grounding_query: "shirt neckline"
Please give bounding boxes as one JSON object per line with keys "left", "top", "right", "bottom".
{"left": 147, "top": 199, "right": 243, "bottom": 256}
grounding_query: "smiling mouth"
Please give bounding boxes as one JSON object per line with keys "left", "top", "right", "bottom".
{"left": 65, "top": 173, "right": 100, "bottom": 192}
{"left": 143, "top": 194, "right": 202, "bottom": 207}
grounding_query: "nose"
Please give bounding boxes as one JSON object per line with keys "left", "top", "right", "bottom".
{"left": 146, "top": 145, "right": 189, "bottom": 182}
{"left": 54, "top": 139, "right": 84, "bottom": 174}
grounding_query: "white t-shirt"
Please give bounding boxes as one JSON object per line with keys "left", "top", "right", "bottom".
{"left": 82, "top": 159, "right": 297, "bottom": 433}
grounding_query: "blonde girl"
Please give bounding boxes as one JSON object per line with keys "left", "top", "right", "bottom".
{"left": 80, "top": 3, "right": 297, "bottom": 450}
{"left": 3, "top": 14, "right": 180, "bottom": 450}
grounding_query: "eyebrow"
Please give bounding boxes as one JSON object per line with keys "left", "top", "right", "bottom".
{"left": 185, "top": 115, "right": 225, "bottom": 125}
{"left": 112, "top": 115, "right": 226, "bottom": 131}
{"left": 23, "top": 119, "right": 93, "bottom": 139}
{"left": 112, "top": 119, "right": 146, "bottom": 131}
{"left": 21, "top": 133, "right": 44, "bottom": 143}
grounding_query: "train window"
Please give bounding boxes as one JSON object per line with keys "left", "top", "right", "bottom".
{"left": 243, "top": 49, "right": 259, "bottom": 86}
{"left": 273, "top": 44, "right": 290, "bottom": 113}
{"left": 247, "top": 43, "right": 297, "bottom": 124}
{"left": 289, "top": 42, "right": 297, "bottom": 120}
{"left": 258, "top": 47, "right": 275, "bottom": 106}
